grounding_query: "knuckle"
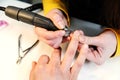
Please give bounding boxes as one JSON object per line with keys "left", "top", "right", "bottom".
{"left": 38, "top": 65, "right": 44, "bottom": 69}
{"left": 41, "top": 55, "right": 49, "bottom": 59}
{"left": 50, "top": 65, "right": 59, "bottom": 75}
{"left": 35, "top": 65, "right": 45, "bottom": 73}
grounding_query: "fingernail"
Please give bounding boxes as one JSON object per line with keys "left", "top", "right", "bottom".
{"left": 79, "top": 35, "right": 85, "bottom": 43}
{"left": 53, "top": 14, "right": 59, "bottom": 21}
{"left": 58, "top": 21, "right": 65, "bottom": 29}
{"left": 53, "top": 14, "right": 65, "bottom": 29}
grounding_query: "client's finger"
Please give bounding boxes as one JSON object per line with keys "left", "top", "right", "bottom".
{"left": 49, "top": 48, "right": 61, "bottom": 66}
{"left": 71, "top": 44, "right": 88, "bottom": 79}
{"left": 61, "top": 31, "right": 79, "bottom": 72}
{"left": 29, "top": 61, "right": 37, "bottom": 80}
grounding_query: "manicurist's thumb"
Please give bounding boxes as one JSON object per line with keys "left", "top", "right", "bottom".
{"left": 83, "top": 36, "right": 102, "bottom": 47}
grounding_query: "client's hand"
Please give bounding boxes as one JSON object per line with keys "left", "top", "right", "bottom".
{"left": 29, "top": 31, "right": 88, "bottom": 80}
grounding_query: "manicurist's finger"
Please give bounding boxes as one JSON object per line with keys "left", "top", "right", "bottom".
{"left": 35, "top": 27, "right": 65, "bottom": 40}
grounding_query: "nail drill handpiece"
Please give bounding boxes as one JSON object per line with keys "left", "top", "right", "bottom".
{"left": 4, "top": 6, "right": 72, "bottom": 37}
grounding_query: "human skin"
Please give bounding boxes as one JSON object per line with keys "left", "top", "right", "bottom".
{"left": 35, "top": 9, "right": 67, "bottom": 48}
{"left": 35, "top": 9, "right": 117, "bottom": 65}
{"left": 29, "top": 31, "right": 88, "bottom": 80}
{"left": 81, "top": 30, "right": 117, "bottom": 65}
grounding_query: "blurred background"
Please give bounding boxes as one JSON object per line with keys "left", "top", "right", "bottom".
{"left": 18, "top": 0, "right": 42, "bottom": 4}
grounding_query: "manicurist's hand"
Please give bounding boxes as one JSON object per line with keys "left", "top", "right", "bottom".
{"left": 29, "top": 31, "right": 88, "bottom": 80}
{"left": 35, "top": 9, "right": 68, "bottom": 48}
{"left": 79, "top": 30, "right": 117, "bottom": 65}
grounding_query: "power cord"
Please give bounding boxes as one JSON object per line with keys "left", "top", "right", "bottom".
{"left": 0, "top": 3, "right": 43, "bottom": 12}
{"left": 24, "top": 3, "right": 43, "bottom": 11}
{"left": 0, "top": 6, "right": 6, "bottom": 11}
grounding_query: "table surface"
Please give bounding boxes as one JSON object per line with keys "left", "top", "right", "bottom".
{"left": 0, "top": 0, "right": 120, "bottom": 80}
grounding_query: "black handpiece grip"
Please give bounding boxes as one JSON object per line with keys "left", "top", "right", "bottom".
{"left": 5, "top": 6, "right": 59, "bottom": 31}
{"left": 33, "top": 13, "right": 58, "bottom": 31}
